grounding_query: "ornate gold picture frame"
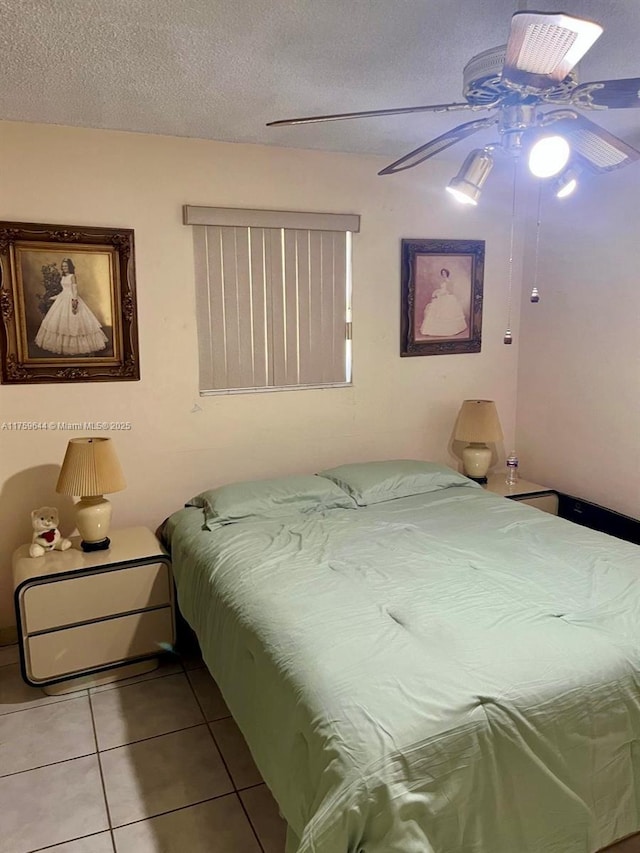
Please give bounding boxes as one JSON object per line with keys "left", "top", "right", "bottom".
{"left": 0, "top": 221, "right": 139, "bottom": 384}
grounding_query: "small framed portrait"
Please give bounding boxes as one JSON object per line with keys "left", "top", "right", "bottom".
{"left": 400, "top": 238, "right": 485, "bottom": 356}
{"left": 0, "top": 221, "right": 139, "bottom": 384}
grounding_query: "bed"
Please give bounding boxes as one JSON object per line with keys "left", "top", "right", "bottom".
{"left": 162, "top": 460, "right": 640, "bottom": 853}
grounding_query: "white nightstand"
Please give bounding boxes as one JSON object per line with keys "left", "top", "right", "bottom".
{"left": 484, "top": 473, "right": 559, "bottom": 515}
{"left": 13, "top": 526, "right": 175, "bottom": 695}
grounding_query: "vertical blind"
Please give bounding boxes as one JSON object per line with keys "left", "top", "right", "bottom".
{"left": 185, "top": 206, "right": 359, "bottom": 393}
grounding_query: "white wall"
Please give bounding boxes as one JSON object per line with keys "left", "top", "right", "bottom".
{"left": 516, "top": 167, "right": 640, "bottom": 519}
{"left": 0, "top": 122, "right": 521, "bottom": 629}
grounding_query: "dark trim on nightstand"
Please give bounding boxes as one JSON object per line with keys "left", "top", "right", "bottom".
{"left": 14, "top": 554, "right": 174, "bottom": 689}
{"left": 17, "top": 647, "right": 169, "bottom": 690}
{"left": 26, "top": 602, "right": 172, "bottom": 637}
{"left": 507, "top": 489, "right": 557, "bottom": 501}
{"left": 556, "top": 493, "right": 640, "bottom": 545}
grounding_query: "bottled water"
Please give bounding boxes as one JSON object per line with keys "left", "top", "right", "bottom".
{"left": 506, "top": 452, "right": 519, "bottom": 486}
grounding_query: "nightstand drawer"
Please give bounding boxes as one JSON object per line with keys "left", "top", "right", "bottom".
{"left": 25, "top": 606, "right": 173, "bottom": 682}
{"left": 516, "top": 494, "right": 559, "bottom": 515}
{"left": 20, "top": 561, "right": 171, "bottom": 633}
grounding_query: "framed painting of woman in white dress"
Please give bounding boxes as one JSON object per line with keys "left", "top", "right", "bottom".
{"left": 0, "top": 221, "right": 139, "bottom": 384}
{"left": 400, "top": 238, "right": 484, "bottom": 356}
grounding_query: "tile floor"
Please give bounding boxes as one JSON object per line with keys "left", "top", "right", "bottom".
{"left": 3, "top": 642, "right": 640, "bottom": 853}
{"left": 0, "top": 644, "right": 287, "bottom": 853}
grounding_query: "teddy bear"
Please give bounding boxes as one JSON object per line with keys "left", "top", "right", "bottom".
{"left": 30, "top": 506, "right": 72, "bottom": 557}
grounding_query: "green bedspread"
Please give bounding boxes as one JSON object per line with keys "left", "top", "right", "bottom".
{"left": 165, "top": 486, "right": 640, "bottom": 853}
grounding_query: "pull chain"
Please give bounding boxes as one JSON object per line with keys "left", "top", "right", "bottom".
{"left": 503, "top": 160, "right": 518, "bottom": 345}
{"left": 530, "top": 184, "right": 542, "bottom": 303}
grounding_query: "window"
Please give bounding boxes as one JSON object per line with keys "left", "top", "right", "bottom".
{"left": 184, "top": 206, "right": 360, "bottom": 394}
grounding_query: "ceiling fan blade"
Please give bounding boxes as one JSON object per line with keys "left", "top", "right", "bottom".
{"left": 267, "top": 101, "right": 477, "bottom": 127}
{"left": 570, "top": 77, "right": 640, "bottom": 110}
{"left": 544, "top": 112, "right": 640, "bottom": 173}
{"left": 378, "top": 116, "right": 498, "bottom": 175}
{"left": 502, "top": 11, "right": 602, "bottom": 92}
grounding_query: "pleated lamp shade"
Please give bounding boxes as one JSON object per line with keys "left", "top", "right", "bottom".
{"left": 56, "top": 437, "right": 126, "bottom": 497}
{"left": 454, "top": 400, "right": 504, "bottom": 444}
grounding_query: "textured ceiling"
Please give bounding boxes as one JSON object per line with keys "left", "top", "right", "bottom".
{"left": 1, "top": 0, "right": 639, "bottom": 163}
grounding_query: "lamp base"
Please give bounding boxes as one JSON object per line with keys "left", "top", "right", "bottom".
{"left": 75, "top": 495, "right": 113, "bottom": 552}
{"left": 466, "top": 475, "right": 488, "bottom": 485}
{"left": 462, "top": 442, "right": 492, "bottom": 480}
{"left": 81, "top": 537, "right": 111, "bottom": 552}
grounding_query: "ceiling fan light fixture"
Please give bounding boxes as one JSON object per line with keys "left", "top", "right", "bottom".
{"left": 446, "top": 184, "right": 479, "bottom": 205}
{"left": 528, "top": 135, "right": 571, "bottom": 178}
{"left": 446, "top": 148, "right": 494, "bottom": 205}
{"left": 556, "top": 177, "right": 577, "bottom": 198}
{"left": 554, "top": 167, "right": 579, "bottom": 198}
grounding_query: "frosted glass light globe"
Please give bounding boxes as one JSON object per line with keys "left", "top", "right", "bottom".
{"left": 528, "top": 136, "right": 570, "bottom": 178}
{"left": 445, "top": 185, "right": 478, "bottom": 205}
{"left": 556, "top": 177, "right": 577, "bottom": 198}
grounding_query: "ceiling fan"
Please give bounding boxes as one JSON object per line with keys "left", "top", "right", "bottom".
{"left": 268, "top": 10, "right": 640, "bottom": 203}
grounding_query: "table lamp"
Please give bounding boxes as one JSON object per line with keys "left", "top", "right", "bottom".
{"left": 453, "top": 399, "right": 503, "bottom": 483}
{"left": 56, "top": 437, "right": 126, "bottom": 552}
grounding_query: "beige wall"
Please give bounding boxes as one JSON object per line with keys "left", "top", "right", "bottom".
{"left": 0, "top": 121, "right": 521, "bottom": 629}
{"left": 516, "top": 167, "right": 640, "bottom": 519}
